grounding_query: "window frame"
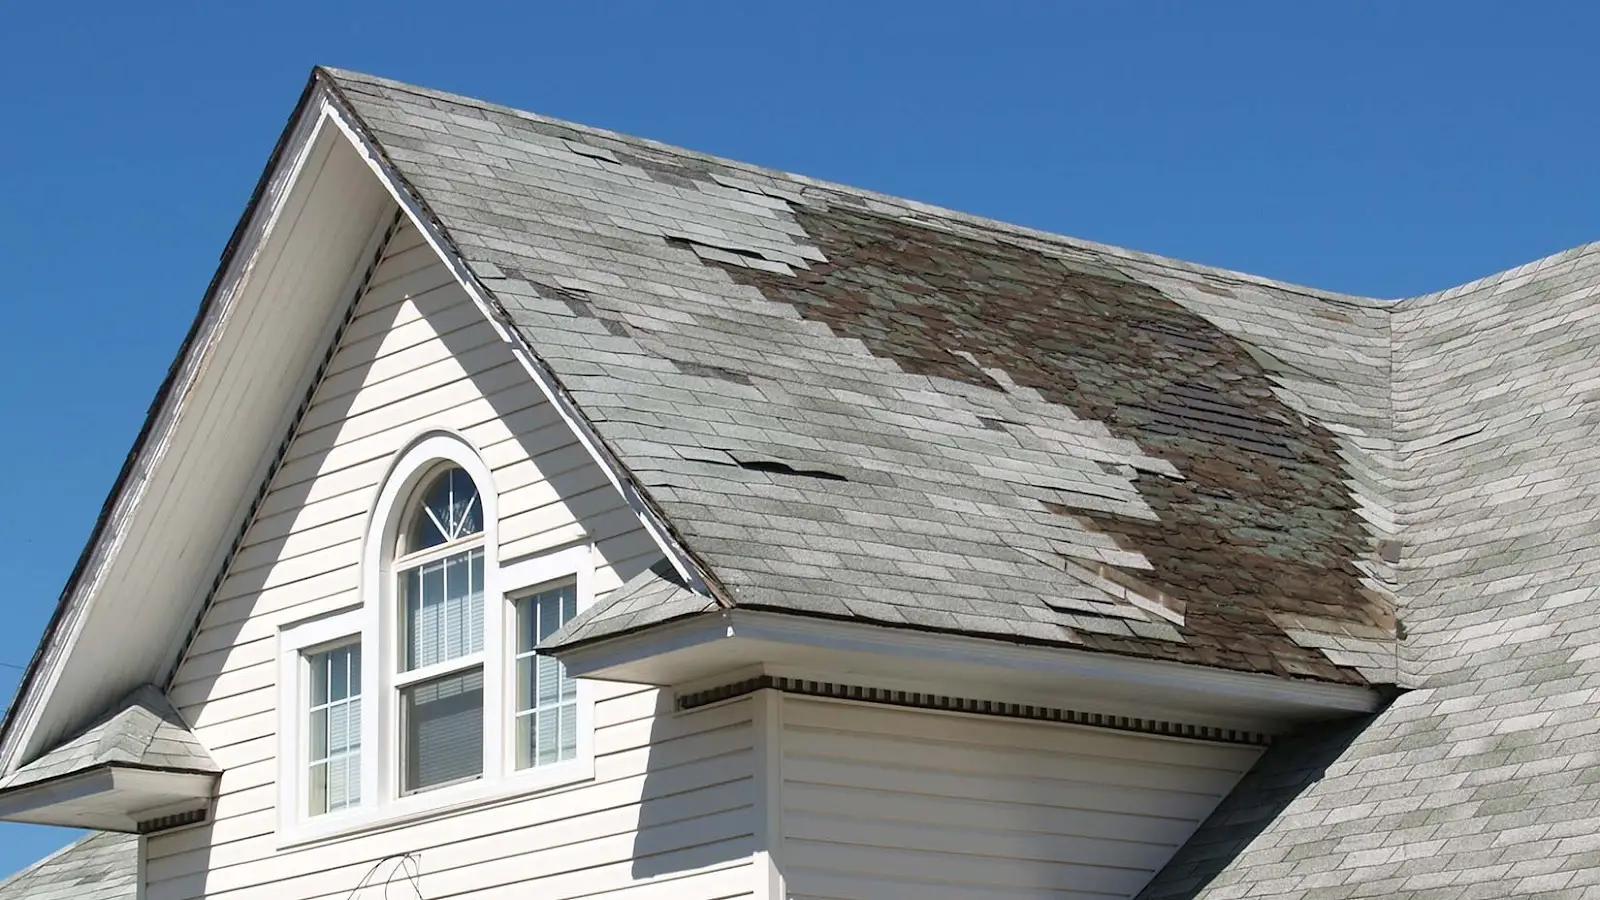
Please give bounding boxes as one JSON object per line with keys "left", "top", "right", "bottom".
{"left": 277, "top": 607, "right": 366, "bottom": 842}
{"left": 277, "top": 431, "right": 597, "bottom": 847}
{"left": 500, "top": 548, "right": 596, "bottom": 782}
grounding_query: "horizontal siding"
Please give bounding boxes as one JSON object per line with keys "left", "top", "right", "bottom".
{"left": 780, "top": 699, "right": 1260, "bottom": 900}
{"left": 149, "top": 224, "right": 752, "bottom": 900}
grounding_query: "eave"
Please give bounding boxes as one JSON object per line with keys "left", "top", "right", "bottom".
{"left": 0, "top": 765, "right": 216, "bottom": 834}
{"left": 552, "top": 609, "right": 1383, "bottom": 735}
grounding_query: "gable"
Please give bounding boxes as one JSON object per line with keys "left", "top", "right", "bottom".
{"left": 167, "top": 218, "right": 663, "bottom": 733}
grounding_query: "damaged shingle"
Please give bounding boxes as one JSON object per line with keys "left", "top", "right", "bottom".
{"left": 669, "top": 358, "right": 754, "bottom": 386}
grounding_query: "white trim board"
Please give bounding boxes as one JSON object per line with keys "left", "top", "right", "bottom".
{"left": 554, "top": 609, "right": 1382, "bottom": 733}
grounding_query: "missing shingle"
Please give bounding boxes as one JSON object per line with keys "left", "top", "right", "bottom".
{"left": 613, "top": 150, "right": 711, "bottom": 188}
{"left": 664, "top": 236, "right": 769, "bottom": 263}
{"left": 732, "top": 458, "right": 848, "bottom": 481}
{"left": 976, "top": 416, "right": 1010, "bottom": 432}
{"left": 670, "top": 358, "right": 754, "bottom": 386}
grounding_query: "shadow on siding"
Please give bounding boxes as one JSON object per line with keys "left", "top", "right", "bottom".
{"left": 171, "top": 231, "right": 738, "bottom": 896}
{"left": 630, "top": 691, "right": 759, "bottom": 881}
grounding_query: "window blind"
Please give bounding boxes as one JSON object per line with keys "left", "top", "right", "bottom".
{"left": 400, "top": 668, "right": 484, "bottom": 793}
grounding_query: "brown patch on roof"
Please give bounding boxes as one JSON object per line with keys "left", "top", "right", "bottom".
{"left": 701, "top": 204, "right": 1391, "bottom": 682}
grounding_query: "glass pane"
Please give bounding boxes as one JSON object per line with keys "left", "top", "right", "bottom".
{"left": 513, "top": 582, "right": 579, "bottom": 770}
{"left": 306, "top": 642, "right": 361, "bottom": 816}
{"left": 401, "top": 668, "right": 484, "bottom": 793}
{"left": 537, "top": 654, "right": 561, "bottom": 707}
{"left": 309, "top": 761, "right": 328, "bottom": 815}
{"left": 559, "top": 702, "right": 578, "bottom": 761}
{"left": 309, "top": 708, "right": 328, "bottom": 759}
{"left": 515, "top": 713, "right": 536, "bottom": 770}
{"left": 516, "top": 656, "right": 536, "bottom": 713}
{"left": 405, "top": 467, "right": 483, "bottom": 553}
{"left": 401, "top": 549, "right": 484, "bottom": 671}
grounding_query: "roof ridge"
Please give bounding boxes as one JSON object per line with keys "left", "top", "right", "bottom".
{"left": 319, "top": 67, "right": 1382, "bottom": 308}
{"left": 1395, "top": 238, "right": 1600, "bottom": 305}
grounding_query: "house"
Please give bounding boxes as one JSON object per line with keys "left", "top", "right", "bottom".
{"left": 0, "top": 65, "right": 1597, "bottom": 900}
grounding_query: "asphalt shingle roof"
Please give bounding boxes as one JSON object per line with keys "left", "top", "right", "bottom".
{"left": 324, "top": 68, "right": 1401, "bottom": 687}
{"left": 313, "top": 70, "right": 1600, "bottom": 896}
{"left": 0, "top": 685, "right": 217, "bottom": 792}
{"left": 0, "top": 833, "right": 134, "bottom": 900}
{"left": 1139, "top": 246, "right": 1600, "bottom": 899}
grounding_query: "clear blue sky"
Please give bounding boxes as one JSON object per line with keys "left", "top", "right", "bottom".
{"left": 0, "top": 0, "right": 1594, "bottom": 878}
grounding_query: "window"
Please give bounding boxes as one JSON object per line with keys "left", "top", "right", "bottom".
{"left": 279, "top": 608, "right": 366, "bottom": 834}
{"left": 393, "top": 466, "right": 487, "bottom": 794}
{"left": 307, "top": 643, "right": 362, "bottom": 814}
{"left": 277, "top": 431, "right": 597, "bottom": 845}
{"left": 514, "top": 582, "right": 579, "bottom": 768}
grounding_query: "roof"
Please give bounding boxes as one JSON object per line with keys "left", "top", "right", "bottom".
{"left": 7, "top": 67, "right": 1600, "bottom": 899}
{"left": 0, "top": 832, "right": 135, "bottom": 900}
{"left": 324, "top": 68, "right": 1401, "bottom": 688}
{"left": 1139, "top": 247, "right": 1600, "bottom": 898}
{"left": 0, "top": 685, "right": 217, "bottom": 791}
{"left": 547, "top": 559, "right": 715, "bottom": 648}
{"left": 313, "top": 70, "right": 1600, "bottom": 896}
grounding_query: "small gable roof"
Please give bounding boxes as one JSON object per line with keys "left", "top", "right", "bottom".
{"left": 0, "top": 686, "right": 217, "bottom": 792}
{"left": 545, "top": 560, "right": 715, "bottom": 650}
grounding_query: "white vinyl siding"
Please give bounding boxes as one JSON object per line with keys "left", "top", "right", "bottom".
{"left": 778, "top": 698, "right": 1262, "bottom": 900}
{"left": 149, "top": 222, "right": 754, "bottom": 900}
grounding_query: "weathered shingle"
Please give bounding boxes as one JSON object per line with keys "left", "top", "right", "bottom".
{"left": 0, "top": 832, "right": 134, "bottom": 900}
{"left": 0, "top": 685, "right": 217, "bottom": 791}
{"left": 1138, "top": 247, "right": 1600, "bottom": 899}
{"left": 323, "top": 68, "right": 1399, "bottom": 687}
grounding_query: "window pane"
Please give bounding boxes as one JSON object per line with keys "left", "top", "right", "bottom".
{"left": 401, "top": 668, "right": 484, "bottom": 793}
{"left": 513, "top": 583, "right": 579, "bottom": 770}
{"left": 306, "top": 643, "right": 361, "bottom": 816}
{"left": 401, "top": 548, "right": 484, "bottom": 671}
{"left": 405, "top": 467, "right": 483, "bottom": 553}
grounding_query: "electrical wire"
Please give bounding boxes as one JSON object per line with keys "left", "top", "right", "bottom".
{"left": 342, "top": 852, "right": 424, "bottom": 900}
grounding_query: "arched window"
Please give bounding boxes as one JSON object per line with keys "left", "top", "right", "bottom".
{"left": 277, "top": 430, "right": 597, "bottom": 839}
{"left": 393, "top": 464, "right": 488, "bottom": 794}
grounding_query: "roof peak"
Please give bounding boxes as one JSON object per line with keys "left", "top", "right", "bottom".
{"left": 319, "top": 67, "right": 1399, "bottom": 308}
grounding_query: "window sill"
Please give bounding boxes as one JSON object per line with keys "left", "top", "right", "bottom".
{"left": 276, "top": 758, "right": 595, "bottom": 850}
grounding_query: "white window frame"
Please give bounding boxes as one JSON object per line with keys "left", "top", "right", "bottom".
{"left": 277, "top": 430, "right": 597, "bottom": 847}
{"left": 277, "top": 607, "right": 366, "bottom": 843}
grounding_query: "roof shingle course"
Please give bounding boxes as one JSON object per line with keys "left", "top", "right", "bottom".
{"left": 0, "top": 685, "right": 217, "bottom": 791}
{"left": 326, "top": 67, "right": 1399, "bottom": 687}
{"left": 0, "top": 833, "right": 134, "bottom": 900}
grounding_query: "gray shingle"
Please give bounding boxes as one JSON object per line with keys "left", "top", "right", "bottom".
{"left": 0, "top": 833, "right": 134, "bottom": 900}
{"left": 0, "top": 685, "right": 217, "bottom": 792}
{"left": 325, "top": 68, "right": 1398, "bottom": 685}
